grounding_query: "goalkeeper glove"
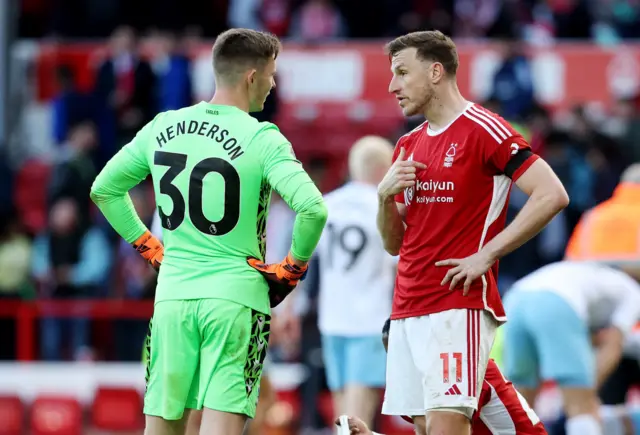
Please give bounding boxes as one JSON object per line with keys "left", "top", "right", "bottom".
{"left": 132, "top": 230, "right": 164, "bottom": 272}
{"left": 247, "top": 253, "right": 308, "bottom": 308}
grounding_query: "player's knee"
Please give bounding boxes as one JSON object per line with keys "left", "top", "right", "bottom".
{"left": 413, "top": 415, "right": 427, "bottom": 435}
{"left": 425, "top": 408, "right": 471, "bottom": 435}
{"left": 561, "top": 388, "right": 600, "bottom": 417}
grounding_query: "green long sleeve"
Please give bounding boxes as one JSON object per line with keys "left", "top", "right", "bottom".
{"left": 90, "top": 122, "right": 153, "bottom": 244}
{"left": 257, "top": 125, "right": 328, "bottom": 261}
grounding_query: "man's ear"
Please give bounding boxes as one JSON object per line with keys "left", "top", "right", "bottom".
{"left": 247, "top": 69, "right": 257, "bottom": 85}
{"left": 431, "top": 62, "right": 445, "bottom": 83}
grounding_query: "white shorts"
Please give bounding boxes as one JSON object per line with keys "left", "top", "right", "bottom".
{"left": 382, "top": 309, "right": 497, "bottom": 418}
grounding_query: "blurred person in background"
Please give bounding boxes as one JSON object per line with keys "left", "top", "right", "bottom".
{"left": 51, "top": 65, "right": 95, "bottom": 146}
{"left": 289, "top": 0, "right": 347, "bottom": 42}
{"left": 0, "top": 207, "right": 33, "bottom": 360}
{"left": 114, "top": 185, "right": 157, "bottom": 361}
{"left": 94, "top": 25, "right": 156, "bottom": 163}
{"left": 227, "top": 0, "right": 266, "bottom": 31}
{"left": 503, "top": 261, "right": 640, "bottom": 435}
{"left": 606, "top": 97, "right": 640, "bottom": 163}
{"left": 315, "top": 136, "right": 395, "bottom": 430}
{"left": 585, "top": 134, "right": 625, "bottom": 205}
{"left": 549, "top": 0, "right": 593, "bottom": 39}
{"left": 32, "top": 198, "right": 112, "bottom": 360}
{"left": 542, "top": 129, "right": 594, "bottom": 231}
{"left": 150, "top": 30, "right": 193, "bottom": 112}
{"left": 48, "top": 121, "right": 98, "bottom": 234}
{"left": 525, "top": 103, "right": 553, "bottom": 155}
{"left": 565, "top": 163, "right": 640, "bottom": 263}
{"left": 490, "top": 40, "right": 535, "bottom": 122}
{"left": 567, "top": 106, "right": 624, "bottom": 204}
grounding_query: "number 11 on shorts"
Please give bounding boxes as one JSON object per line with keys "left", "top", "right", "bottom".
{"left": 440, "top": 352, "right": 463, "bottom": 384}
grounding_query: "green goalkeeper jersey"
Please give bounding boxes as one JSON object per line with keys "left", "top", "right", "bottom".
{"left": 91, "top": 102, "right": 327, "bottom": 314}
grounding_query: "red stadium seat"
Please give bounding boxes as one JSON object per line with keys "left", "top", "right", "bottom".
{"left": 30, "top": 395, "right": 82, "bottom": 435}
{"left": 14, "top": 159, "right": 52, "bottom": 234}
{"left": 0, "top": 395, "right": 25, "bottom": 435}
{"left": 91, "top": 386, "right": 144, "bottom": 431}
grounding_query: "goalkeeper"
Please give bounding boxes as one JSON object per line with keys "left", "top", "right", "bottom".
{"left": 90, "top": 28, "right": 327, "bottom": 435}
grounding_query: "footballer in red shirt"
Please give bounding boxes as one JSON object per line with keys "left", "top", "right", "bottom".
{"left": 376, "top": 31, "right": 568, "bottom": 434}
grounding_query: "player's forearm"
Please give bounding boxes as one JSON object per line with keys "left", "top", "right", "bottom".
{"left": 90, "top": 169, "right": 147, "bottom": 244}
{"left": 290, "top": 199, "right": 328, "bottom": 262}
{"left": 90, "top": 190, "right": 147, "bottom": 244}
{"left": 377, "top": 195, "right": 404, "bottom": 256}
{"left": 481, "top": 187, "right": 568, "bottom": 262}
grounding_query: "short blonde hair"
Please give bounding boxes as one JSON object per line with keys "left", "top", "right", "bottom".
{"left": 348, "top": 135, "right": 394, "bottom": 182}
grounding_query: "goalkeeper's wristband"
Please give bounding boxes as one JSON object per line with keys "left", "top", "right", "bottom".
{"left": 132, "top": 230, "right": 164, "bottom": 272}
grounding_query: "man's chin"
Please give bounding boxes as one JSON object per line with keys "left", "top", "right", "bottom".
{"left": 402, "top": 105, "right": 420, "bottom": 117}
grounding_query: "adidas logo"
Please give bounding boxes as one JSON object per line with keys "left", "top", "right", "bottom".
{"left": 444, "top": 385, "right": 462, "bottom": 396}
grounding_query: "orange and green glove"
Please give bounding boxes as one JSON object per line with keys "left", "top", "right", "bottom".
{"left": 132, "top": 230, "right": 164, "bottom": 272}
{"left": 247, "top": 253, "right": 308, "bottom": 308}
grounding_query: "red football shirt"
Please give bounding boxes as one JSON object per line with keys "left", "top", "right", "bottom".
{"left": 402, "top": 360, "right": 547, "bottom": 435}
{"left": 391, "top": 103, "right": 538, "bottom": 321}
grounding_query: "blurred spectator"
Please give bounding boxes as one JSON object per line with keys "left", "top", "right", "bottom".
{"left": 228, "top": 0, "right": 265, "bottom": 31}
{"left": 261, "top": 0, "right": 292, "bottom": 36}
{"left": 150, "top": 30, "right": 193, "bottom": 112}
{"left": 0, "top": 206, "right": 32, "bottom": 360}
{"left": 544, "top": 130, "right": 595, "bottom": 224}
{"left": 565, "top": 163, "right": 640, "bottom": 261}
{"left": 0, "top": 148, "right": 13, "bottom": 216}
{"left": 586, "top": 134, "right": 625, "bottom": 204}
{"left": 454, "top": 0, "right": 512, "bottom": 38}
{"left": 48, "top": 122, "right": 98, "bottom": 234}
{"left": 490, "top": 40, "right": 535, "bottom": 121}
{"left": 113, "top": 185, "right": 156, "bottom": 361}
{"left": 32, "top": 199, "right": 112, "bottom": 361}
{"left": 607, "top": 97, "right": 640, "bottom": 163}
{"left": 94, "top": 26, "right": 155, "bottom": 163}
{"left": 549, "top": 0, "right": 594, "bottom": 38}
{"left": 289, "top": 0, "right": 346, "bottom": 42}
{"left": 525, "top": 103, "right": 553, "bottom": 154}
{"left": 0, "top": 207, "right": 33, "bottom": 299}
{"left": 606, "top": 0, "right": 640, "bottom": 39}
{"left": 51, "top": 65, "right": 94, "bottom": 145}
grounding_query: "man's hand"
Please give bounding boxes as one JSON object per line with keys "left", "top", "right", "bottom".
{"left": 377, "top": 147, "right": 427, "bottom": 199}
{"left": 334, "top": 415, "right": 372, "bottom": 435}
{"left": 436, "top": 251, "right": 496, "bottom": 295}
{"left": 132, "top": 230, "right": 164, "bottom": 272}
{"left": 247, "top": 253, "right": 308, "bottom": 308}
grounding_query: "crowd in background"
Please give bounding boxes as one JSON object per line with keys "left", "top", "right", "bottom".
{"left": 3, "top": 0, "right": 640, "bottom": 399}
{"left": 17, "top": 0, "right": 640, "bottom": 43}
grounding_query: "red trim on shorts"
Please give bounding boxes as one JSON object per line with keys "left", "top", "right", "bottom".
{"left": 467, "top": 310, "right": 472, "bottom": 396}
{"left": 467, "top": 310, "right": 481, "bottom": 397}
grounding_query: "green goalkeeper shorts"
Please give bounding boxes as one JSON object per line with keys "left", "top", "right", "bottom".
{"left": 143, "top": 299, "right": 271, "bottom": 420}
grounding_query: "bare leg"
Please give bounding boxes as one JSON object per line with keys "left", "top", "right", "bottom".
{"left": 342, "top": 384, "right": 381, "bottom": 429}
{"left": 425, "top": 410, "right": 471, "bottom": 435}
{"left": 184, "top": 409, "right": 202, "bottom": 435}
{"left": 199, "top": 408, "right": 248, "bottom": 435}
{"left": 246, "top": 375, "right": 276, "bottom": 435}
{"left": 562, "top": 387, "right": 603, "bottom": 435}
{"left": 144, "top": 410, "right": 191, "bottom": 435}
